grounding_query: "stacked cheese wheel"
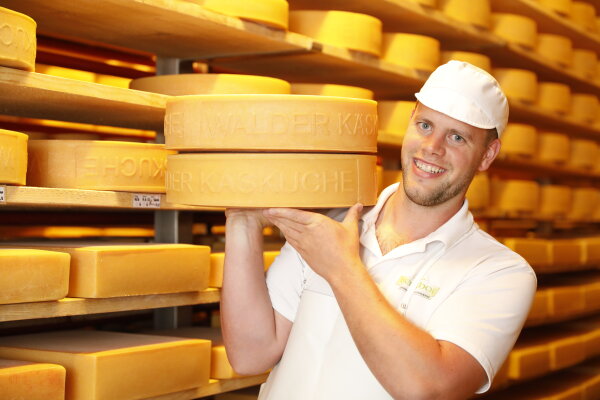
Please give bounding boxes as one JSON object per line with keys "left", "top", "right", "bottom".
{"left": 0, "top": 7, "right": 36, "bottom": 71}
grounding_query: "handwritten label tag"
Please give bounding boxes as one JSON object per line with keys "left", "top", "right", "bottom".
{"left": 132, "top": 193, "right": 161, "bottom": 208}
{"left": 0, "top": 186, "right": 5, "bottom": 203}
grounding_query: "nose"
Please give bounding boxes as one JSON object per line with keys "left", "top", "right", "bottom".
{"left": 422, "top": 131, "right": 445, "bottom": 157}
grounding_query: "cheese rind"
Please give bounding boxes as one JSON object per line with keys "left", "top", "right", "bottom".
{"left": 493, "top": 69, "right": 538, "bottom": 104}
{"left": 378, "top": 101, "right": 416, "bottom": 140}
{"left": 499, "top": 123, "right": 537, "bottom": 158}
{"left": 491, "top": 179, "right": 540, "bottom": 214}
{"left": 27, "top": 140, "right": 175, "bottom": 193}
{"left": 290, "top": 83, "right": 373, "bottom": 100}
{"left": 568, "top": 188, "right": 598, "bottom": 221}
{"left": 536, "top": 82, "right": 571, "bottom": 114}
{"left": 537, "top": 132, "right": 570, "bottom": 164}
{"left": 466, "top": 173, "right": 490, "bottom": 211}
{"left": 165, "top": 95, "right": 378, "bottom": 152}
{"left": 0, "top": 128, "right": 28, "bottom": 185}
{"left": 382, "top": 33, "right": 440, "bottom": 72}
{"left": 209, "top": 251, "right": 279, "bottom": 288}
{"left": 503, "top": 238, "right": 551, "bottom": 269}
{"left": 492, "top": 13, "right": 537, "bottom": 49}
{"left": 166, "top": 153, "right": 378, "bottom": 208}
{"left": 571, "top": 1, "right": 597, "bottom": 32}
{"left": 199, "top": 0, "right": 289, "bottom": 29}
{"left": 440, "top": 51, "right": 491, "bottom": 72}
{"left": 539, "top": 185, "right": 572, "bottom": 218}
{"left": 539, "top": 0, "right": 573, "bottom": 16}
{"left": 535, "top": 34, "right": 573, "bottom": 67}
{"left": 572, "top": 49, "right": 597, "bottom": 79}
{"left": 569, "top": 139, "right": 598, "bottom": 169}
{"left": 569, "top": 94, "right": 598, "bottom": 123}
{"left": 439, "top": 0, "right": 491, "bottom": 28}
{"left": 0, "top": 359, "right": 66, "bottom": 400}
{"left": 0, "top": 7, "right": 36, "bottom": 71}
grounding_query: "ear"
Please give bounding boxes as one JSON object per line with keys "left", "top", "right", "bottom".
{"left": 478, "top": 138, "right": 501, "bottom": 172}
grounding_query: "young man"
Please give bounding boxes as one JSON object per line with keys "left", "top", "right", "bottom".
{"left": 221, "top": 61, "right": 537, "bottom": 399}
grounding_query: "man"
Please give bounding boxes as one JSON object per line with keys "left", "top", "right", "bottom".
{"left": 221, "top": 61, "right": 537, "bottom": 399}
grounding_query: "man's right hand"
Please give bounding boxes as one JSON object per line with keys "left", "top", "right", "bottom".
{"left": 225, "top": 208, "right": 273, "bottom": 230}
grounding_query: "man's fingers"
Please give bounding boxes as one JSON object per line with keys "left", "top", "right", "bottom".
{"left": 343, "top": 203, "right": 364, "bottom": 226}
{"left": 265, "top": 208, "right": 314, "bottom": 225}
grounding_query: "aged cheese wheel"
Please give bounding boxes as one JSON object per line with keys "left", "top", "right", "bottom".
{"left": 290, "top": 83, "right": 373, "bottom": 99}
{"left": 166, "top": 153, "right": 378, "bottom": 208}
{"left": 209, "top": 251, "right": 278, "bottom": 288}
{"left": 537, "top": 131, "right": 570, "bottom": 163}
{"left": 466, "top": 172, "right": 489, "bottom": 211}
{"left": 0, "top": 249, "right": 69, "bottom": 304}
{"left": 492, "top": 68, "right": 538, "bottom": 104}
{"left": 549, "top": 331, "right": 586, "bottom": 370}
{"left": 376, "top": 165, "right": 384, "bottom": 194}
{"left": 0, "top": 359, "right": 65, "bottom": 400}
{"left": 27, "top": 140, "right": 175, "bottom": 193}
{"left": 130, "top": 74, "right": 291, "bottom": 95}
{"left": 382, "top": 33, "right": 440, "bottom": 72}
{"left": 165, "top": 95, "right": 378, "bottom": 152}
{"left": 381, "top": 170, "right": 403, "bottom": 191}
{"left": 536, "top": 82, "right": 571, "bottom": 114}
{"left": 378, "top": 101, "right": 416, "bottom": 140}
{"left": 569, "top": 93, "right": 599, "bottom": 123}
{"left": 572, "top": 49, "right": 597, "bottom": 79}
{"left": 439, "top": 0, "right": 491, "bottom": 28}
{"left": 538, "top": 0, "right": 573, "bottom": 17}
{"left": 36, "top": 64, "right": 96, "bottom": 82}
{"left": 198, "top": 0, "right": 289, "bottom": 29}
{"left": 535, "top": 34, "right": 573, "bottom": 67}
{"left": 0, "top": 128, "right": 28, "bottom": 185}
{"left": 550, "top": 239, "right": 582, "bottom": 268}
{"left": 577, "top": 237, "right": 600, "bottom": 266}
{"left": 569, "top": 187, "right": 598, "bottom": 220}
{"left": 491, "top": 179, "right": 540, "bottom": 214}
{"left": 528, "top": 290, "right": 550, "bottom": 323}
{"left": 408, "top": 0, "right": 436, "bottom": 5}
{"left": 508, "top": 334, "right": 551, "bottom": 380}
{"left": 492, "top": 13, "right": 537, "bottom": 49}
{"left": 289, "top": 10, "right": 382, "bottom": 56}
{"left": 548, "top": 283, "right": 585, "bottom": 318}
{"left": 440, "top": 51, "right": 491, "bottom": 72}
{"left": 503, "top": 238, "right": 551, "bottom": 269}
{"left": 0, "top": 330, "right": 211, "bottom": 400}
{"left": 569, "top": 138, "right": 598, "bottom": 169}
{"left": 571, "top": 1, "right": 597, "bottom": 32}
{"left": 539, "top": 185, "right": 572, "bottom": 218}
{"left": 499, "top": 123, "right": 537, "bottom": 158}
{"left": 0, "top": 7, "right": 36, "bottom": 71}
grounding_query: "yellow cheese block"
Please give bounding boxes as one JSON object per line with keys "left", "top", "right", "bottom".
{"left": 548, "top": 284, "right": 585, "bottom": 318}
{"left": 440, "top": 51, "right": 491, "bottom": 72}
{"left": 0, "top": 330, "right": 211, "bottom": 400}
{"left": 164, "top": 95, "right": 378, "bottom": 152}
{"left": 571, "top": 1, "right": 597, "bottom": 32}
{"left": 508, "top": 333, "right": 551, "bottom": 380}
{"left": 130, "top": 74, "right": 291, "bottom": 95}
{"left": 503, "top": 238, "right": 551, "bottom": 270}
{"left": 166, "top": 153, "right": 378, "bottom": 208}
{"left": 95, "top": 74, "right": 131, "bottom": 88}
{"left": 209, "top": 250, "right": 279, "bottom": 288}
{"left": 569, "top": 94, "right": 598, "bottom": 123}
{"left": 527, "top": 289, "right": 550, "bottom": 323}
{"left": 538, "top": 0, "right": 573, "bottom": 17}
{"left": 0, "top": 7, "right": 36, "bottom": 71}
{"left": 35, "top": 64, "right": 96, "bottom": 83}
{"left": 378, "top": 101, "right": 415, "bottom": 140}
{"left": 539, "top": 185, "right": 572, "bottom": 219}
{"left": 491, "top": 179, "right": 540, "bottom": 214}
{"left": 0, "top": 249, "right": 69, "bottom": 305}
{"left": 572, "top": 49, "right": 597, "bottom": 79}
{"left": 199, "top": 0, "right": 288, "bottom": 29}
{"left": 493, "top": 68, "right": 538, "bottom": 104}
{"left": 27, "top": 140, "right": 175, "bottom": 193}
{"left": 577, "top": 236, "right": 600, "bottom": 266}
{"left": 537, "top": 132, "right": 570, "bottom": 164}
{"left": 290, "top": 83, "right": 373, "bottom": 99}
{"left": 381, "top": 33, "right": 440, "bottom": 72}
{"left": 568, "top": 188, "right": 598, "bottom": 221}
{"left": 550, "top": 239, "right": 583, "bottom": 268}
{"left": 492, "top": 13, "right": 537, "bottom": 49}
{"left": 465, "top": 172, "right": 489, "bottom": 211}
{"left": 0, "top": 128, "right": 28, "bottom": 185}
{"left": 0, "top": 359, "right": 66, "bottom": 400}
{"left": 569, "top": 138, "right": 598, "bottom": 169}
{"left": 499, "top": 123, "right": 537, "bottom": 158}
{"left": 535, "top": 34, "right": 573, "bottom": 67}
{"left": 381, "top": 170, "right": 403, "bottom": 191}
{"left": 439, "top": 0, "right": 491, "bottom": 28}
{"left": 536, "top": 82, "right": 572, "bottom": 114}
{"left": 289, "top": 10, "right": 382, "bottom": 56}
{"left": 10, "top": 243, "right": 209, "bottom": 298}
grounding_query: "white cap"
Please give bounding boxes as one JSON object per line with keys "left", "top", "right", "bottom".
{"left": 415, "top": 60, "right": 509, "bottom": 137}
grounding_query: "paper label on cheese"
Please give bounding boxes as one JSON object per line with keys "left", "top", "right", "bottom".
{"left": 132, "top": 193, "right": 161, "bottom": 208}
{"left": 0, "top": 186, "right": 4, "bottom": 203}
{"left": 0, "top": 7, "right": 36, "bottom": 71}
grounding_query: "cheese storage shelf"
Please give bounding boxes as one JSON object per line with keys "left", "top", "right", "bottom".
{"left": 148, "top": 374, "right": 269, "bottom": 400}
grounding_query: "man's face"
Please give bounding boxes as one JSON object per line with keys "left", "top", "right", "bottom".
{"left": 400, "top": 103, "right": 499, "bottom": 207}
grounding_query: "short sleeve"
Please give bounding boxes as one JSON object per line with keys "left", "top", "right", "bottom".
{"left": 426, "top": 258, "right": 537, "bottom": 394}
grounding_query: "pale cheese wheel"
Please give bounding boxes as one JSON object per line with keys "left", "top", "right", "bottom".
{"left": 35, "top": 64, "right": 96, "bottom": 82}
{"left": 569, "top": 187, "right": 598, "bottom": 220}
{"left": 378, "top": 101, "right": 416, "bottom": 140}
{"left": 492, "top": 13, "right": 537, "bottom": 49}
{"left": 381, "top": 170, "right": 403, "bottom": 190}
{"left": 572, "top": 49, "right": 597, "bottom": 79}
{"left": 535, "top": 34, "right": 573, "bottom": 67}
{"left": 571, "top": 1, "right": 597, "bottom": 32}
{"left": 166, "top": 153, "right": 378, "bottom": 208}
{"left": 569, "top": 93, "right": 599, "bottom": 123}
{"left": 165, "top": 94, "right": 378, "bottom": 152}
{"left": 538, "top": 0, "right": 573, "bottom": 17}
{"left": 499, "top": 123, "right": 537, "bottom": 158}
{"left": 209, "top": 251, "right": 278, "bottom": 288}
{"left": 440, "top": 51, "right": 491, "bottom": 72}
{"left": 290, "top": 83, "right": 373, "bottom": 99}
{"left": 0, "top": 249, "right": 70, "bottom": 304}
{"left": 465, "top": 172, "right": 490, "bottom": 211}
{"left": 439, "top": 0, "right": 491, "bottom": 28}
{"left": 130, "top": 74, "right": 291, "bottom": 95}
{"left": 0, "top": 128, "right": 28, "bottom": 185}
{"left": 27, "top": 140, "right": 175, "bottom": 193}
{"left": 0, "top": 360, "right": 66, "bottom": 400}
{"left": 537, "top": 132, "right": 570, "bottom": 163}
{"left": 289, "top": 10, "right": 382, "bottom": 56}
{"left": 493, "top": 68, "right": 538, "bottom": 104}
{"left": 539, "top": 185, "right": 572, "bottom": 218}
{"left": 503, "top": 238, "right": 551, "bottom": 269}
{"left": 0, "top": 331, "right": 211, "bottom": 400}
{"left": 491, "top": 179, "right": 540, "bottom": 214}
{"left": 569, "top": 138, "right": 598, "bottom": 169}
{"left": 0, "top": 7, "right": 36, "bottom": 71}
{"left": 536, "top": 82, "right": 571, "bottom": 114}
{"left": 508, "top": 334, "right": 551, "bottom": 380}
{"left": 198, "top": 0, "right": 289, "bottom": 29}
{"left": 382, "top": 33, "right": 440, "bottom": 72}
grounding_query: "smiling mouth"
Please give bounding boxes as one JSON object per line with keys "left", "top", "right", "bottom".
{"left": 414, "top": 159, "right": 446, "bottom": 174}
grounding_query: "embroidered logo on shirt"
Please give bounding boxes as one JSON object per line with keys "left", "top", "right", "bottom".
{"left": 396, "top": 276, "right": 440, "bottom": 299}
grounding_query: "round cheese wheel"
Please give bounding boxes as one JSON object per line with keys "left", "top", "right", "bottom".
{"left": 381, "top": 169, "right": 403, "bottom": 191}
{"left": 569, "top": 93, "right": 598, "bottom": 123}
{"left": 165, "top": 94, "right": 378, "bottom": 152}
{"left": 36, "top": 64, "right": 96, "bottom": 82}
{"left": 571, "top": 1, "right": 597, "bottom": 32}
{"left": 540, "top": 185, "right": 572, "bottom": 218}
{"left": 95, "top": 74, "right": 131, "bottom": 88}
{"left": 27, "top": 140, "right": 175, "bottom": 193}
{"left": 378, "top": 101, "right": 416, "bottom": 140}
{"left": 535, "top": 34, "right": 573, "bottom": 67}
{"left": 290, "top": 83, "right": 373, "bottom": 99}
{"left": 198, "top": 0, "right": 289, "bottom": 29}
{"left": 493, "top": 68, "right": 538, "bottom": 104}
{"left": 382, "top": 33, "right": 440, "bottom": 72}
{"left": 491, "top": 179, "right": 540, "bottom": 214}
{"left": 440, "top": 51, "right": 492, "bottom": 72}
{"left": 166, "top": 153, "right": 378, "bottom": 208}
{"left": 0, "top": 7, "right": 36, "bottom": 71}
{"left": 376, "top": 165, "right": 384, "bottom": 194}
{"left": 499, "top": 123, "right": 537, "bottom": 158}
{"left": 572, "top": 49, "right": 597, "bottom": 79}
{"left": 538, "top": 0, "right": 573, "bottom": 17}
{"left": 130, "top": 74, "right": 291, "bottom": 95}
{"left": 466, "top": 172, "right": 490, "bottom": 211}
{"left": 289, "top": 10, "right": 382, "bottom": 56}
{"left": 492, "top": 13, "right": 537, "bottom": 49}
{"left": 569, "top": 138, "right": 598, "bottom": 169}
{"left": 0, "top": 129, "right": 28, "bottom": 185}
{"left": 537, "top": 131, "right": 570, "bottom": 163}
{"left": 536, "top": 82, "right": 571, "bottom": 114}
{"left": 569, "top": 187, "right": 598, "bottom": 220}
{"left": 439, "top": 0, "right": 491, "bottom": 28}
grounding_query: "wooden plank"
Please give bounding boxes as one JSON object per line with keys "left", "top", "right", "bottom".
{"left": 493, "top": 155, "right": 600, "bottom": 181}
{"left": 148, "top": 375, "right": 268, "bottom": 400}
{"left": 0, "top": 67, "right": 166, "bottom": 130}
{"left": 0, "top": 289, "right": 220, "bottom": 323}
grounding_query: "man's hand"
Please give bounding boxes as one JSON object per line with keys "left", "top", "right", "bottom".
{"left": 225, "top": 208, "right": 272, "bottom": 230}
{"left": 264, "top": 203, "right": 364, "bottom": 282}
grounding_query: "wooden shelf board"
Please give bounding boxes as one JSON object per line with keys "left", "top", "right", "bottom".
{"left": 0, "top": 288, "right": 220, "bottom": 323}
{"left": 0, "top": 66, "right": 166, "bottom": 130}
{"left": 493, "top": 156, "right": 600, "bottom": 181}
{"left": 148, "top": 374, "right": 268, "bottom": 400}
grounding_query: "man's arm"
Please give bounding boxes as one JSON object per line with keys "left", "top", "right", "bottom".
{"left": 220, "top": 209, "right": 292, "bottom": 375}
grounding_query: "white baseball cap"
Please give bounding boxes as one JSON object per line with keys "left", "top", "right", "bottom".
{"left": 415, "top": 60, "right": 509, "bottom": 137}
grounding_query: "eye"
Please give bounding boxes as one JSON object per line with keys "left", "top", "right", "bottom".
{"left": 449, "top": 133, "right": 465, "bottom": 143}
{"left": 417, "top": 121, "right": 432, "bottom": 131}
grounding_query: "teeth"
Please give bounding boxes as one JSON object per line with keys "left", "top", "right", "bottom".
{"left": 415, "top": 159, "right": 445, "bottom": 174}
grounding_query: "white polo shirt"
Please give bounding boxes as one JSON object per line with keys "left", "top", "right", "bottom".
{"left": 264, "top": 183, "right": 537, "bottom": 397}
